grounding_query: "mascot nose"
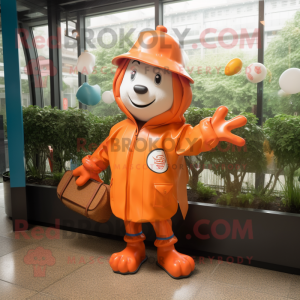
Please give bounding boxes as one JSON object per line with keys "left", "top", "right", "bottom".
{"left": 134, "top": 85, "right": 148, "bottom": 94}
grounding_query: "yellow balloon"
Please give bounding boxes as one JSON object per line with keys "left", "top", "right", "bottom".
{"left": 225, "top": 58, "right": 243, "bottom": 76}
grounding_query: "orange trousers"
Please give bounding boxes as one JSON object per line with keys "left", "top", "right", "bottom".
{"left": 124, "top": 219, "right": 178, "bottom": 247}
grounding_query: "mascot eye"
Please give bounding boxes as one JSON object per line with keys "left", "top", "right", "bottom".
{"left": 131, "top": 70, "right": 137, "bottom": 81}
{"left": 154, "top": 73, "right": 161, "bottom": 85}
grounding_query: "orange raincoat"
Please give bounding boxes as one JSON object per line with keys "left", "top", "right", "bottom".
{"left": 84, "top": 59, "right": 219, "bottom": 223}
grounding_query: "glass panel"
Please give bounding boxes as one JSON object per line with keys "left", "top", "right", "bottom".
{"left": 263, "top": 0, "right": 300, "bottom": 213}
{"left": 85, "top": 6, "right": 155, "bottom": 117}
{"left": 163, "top": 1, "right": 276, "bottom": 212}
{"left": 61, "top": 22, "right": 79, "bottom": 109}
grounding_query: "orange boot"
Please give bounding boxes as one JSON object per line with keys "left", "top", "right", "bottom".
{"left": 109, "top": 221, "right": 147, "bottom": 275}
{"left": 152, "top": 219, "right": 195, "bottom": 279}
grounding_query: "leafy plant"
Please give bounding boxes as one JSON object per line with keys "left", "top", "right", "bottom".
{"left": 23, "top": 106, "right": 126, "bottom": 181}
{"left": 216, "top": 193, "right": 233, "bottom": 206}
{"left": 264, "top": 114, "right": 300, "bottom": 192}
{"left": 281, "top": 178, "right": 300, "bottom": 209}
{"left": 196, "top": 181, "right": 217, "bottom": 199}
{"left": 236, "top": 193, "right": 254, "bottom": 206}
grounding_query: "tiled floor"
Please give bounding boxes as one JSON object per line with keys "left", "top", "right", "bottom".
{"left": 0, "top": 183, "right": 299, "bottom": 300}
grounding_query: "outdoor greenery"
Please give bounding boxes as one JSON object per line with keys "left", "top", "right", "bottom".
{"left": 185, "top": 107, "right": 266, "bottom": 195}
{"left": 263, "top": 11, "right": 300, "bottom": 118}
{"left": 23, "top": 105, "right": 125, "bottom": 182}
{"left": 196, "top": 181, "right": 217, "bottom": 199}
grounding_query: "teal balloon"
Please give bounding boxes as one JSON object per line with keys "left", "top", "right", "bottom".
{"left": 76, "top": 83, "right": 101, "bottom": 106}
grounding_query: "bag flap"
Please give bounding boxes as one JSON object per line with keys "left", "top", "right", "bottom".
{"left": 154, "top": 184, "right": 173, "bottom": 195}
{"left": 89, "top": 185, "right": 107, "bottom": 210}
{"left": 62, "top": 177, "right": 108, "bottom": 210}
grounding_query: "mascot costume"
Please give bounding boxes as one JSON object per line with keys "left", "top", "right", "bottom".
{"left": 73, "top": 26, "right": 247, "bottom": 279}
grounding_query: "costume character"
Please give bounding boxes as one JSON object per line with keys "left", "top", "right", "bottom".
{"left": 73, "top": 26, "right": 247, "bottom": 279}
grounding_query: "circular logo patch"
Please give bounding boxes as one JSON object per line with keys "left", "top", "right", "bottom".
{"left": 146, "top": 149, "right": 168, "bottom": 174}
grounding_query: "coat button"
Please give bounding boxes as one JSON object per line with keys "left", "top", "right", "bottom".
{"left": 164, "top": 190, "right": 167, "bottom": 194}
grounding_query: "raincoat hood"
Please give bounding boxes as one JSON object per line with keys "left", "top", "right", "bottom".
{"left": 112, "top": 58, "right": 193, "bottom": 129}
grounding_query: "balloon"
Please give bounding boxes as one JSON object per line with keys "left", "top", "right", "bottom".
{"left": 76, "top": 83, "right": 101, "bottom": 106}
{"left": 102, "top": 90, "right": 115, "bottom": 104}
{"left": 77, "top": 50, "right": 95, "bottom": 75}
{"left": 279, "top": 68, "right": 300, "bottom": 94}
{"left": 245, "top": 63, "right": 267, "bottom": 83}
{"left": 278, "top": 89, "right": 290, "bottom": 97}
{"left": 225, "top": 58, "right": 243, "bottom": 76}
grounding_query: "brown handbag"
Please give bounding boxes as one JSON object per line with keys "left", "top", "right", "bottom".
{"left": 57, "top": 170, "right": 112, "bottom": 223}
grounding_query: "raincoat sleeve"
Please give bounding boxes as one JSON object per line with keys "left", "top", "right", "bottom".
{"left": 82, "top": 136, "right": 110, "bottom": 174}
{"left": 176, "top": 118, "right": 219, "bottom": 156}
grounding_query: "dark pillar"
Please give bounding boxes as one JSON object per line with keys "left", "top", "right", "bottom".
{"left": 77, "top": 12, "right": 87, "bottom": 110}
{"left": 155, "top": 0, "right": 163, "bottom": 27}
{"left": 47, "top": 0, "right": 62, "bottom": 109}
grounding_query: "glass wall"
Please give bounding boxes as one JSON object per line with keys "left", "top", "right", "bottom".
{"left": 164, "top": 0, "right": 259, "bottom": 113}
{"left": 32, "top": 25, "right": 79, "bottom": 108}
{"left": 85, "top": 6, "right": 155, "bottom": 117}
{"left": 262, "top": 0, "right": 300, "bottom": 213}
{"left": 32, "top": 26, "right": 51, "bottom": 107}
{"left": 61, "top": 22, "right": 79, "bottom": 109}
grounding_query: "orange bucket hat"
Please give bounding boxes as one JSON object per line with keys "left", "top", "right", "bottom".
{"left": 112, "top": 25, "right": 194, "bottom": 84}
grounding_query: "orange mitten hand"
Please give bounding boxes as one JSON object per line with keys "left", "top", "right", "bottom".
{"left": 211, "top": 106, "right": 247, "bottom": 147}
{"left": 73, "top": 165, "right": 103, "bottom": 186}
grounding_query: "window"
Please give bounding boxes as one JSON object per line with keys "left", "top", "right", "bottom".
{"left": 85, "top": 6, "right": 155, "bottom": 117}
{"left": 61, "top": 22, "right": 79, "bottom": 109}
{"left": 32, "top": 26, "right": 51, "bottom": 107}
{"left": 262, "top": 0, "right": 300, "bottom": 214}
{"left": 163, "top": 0, "right": 260, "bottom": 211}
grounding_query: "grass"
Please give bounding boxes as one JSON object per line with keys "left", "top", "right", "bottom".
{"left": 281, "top": 178, "right": 300, "bottom": 209}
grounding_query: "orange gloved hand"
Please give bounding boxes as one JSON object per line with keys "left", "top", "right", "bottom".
{"left": 73, "top": 155, "right": 103, "bottom": 186}
{"left": 211, "top": 106, "right": 247, "bottom": 147}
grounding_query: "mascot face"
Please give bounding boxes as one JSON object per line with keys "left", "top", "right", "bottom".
{"left": 120, "top": 59, "right": 174, "bottom": 122}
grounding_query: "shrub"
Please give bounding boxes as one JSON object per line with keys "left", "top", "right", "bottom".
{"left": 23, "top": 106, "right": 126, "bottom": 181}
{"left": 184, "top": 107, "right": 266, "bottom": 195}
{"left": 236, "top": 193, "right": 254, "bottom": 206}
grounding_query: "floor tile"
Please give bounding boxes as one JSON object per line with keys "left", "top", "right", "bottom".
{"left": 0, "top": 243, "right": 94, "bottom": 292}
{"left": 194, "top": 279, "right": 289, "bottom": 300}
{"left": 0, "top": 280, "right": 37, "bottom": 300}
{"left": 288, "top": 274, "right": 300, "bottom": 300}
{"left": 28, "top": 292, "right": 60, "bottom": 300}
{"left": 210, "top": 261, "right": 293, "bottom": 298}
{"left": 34, "top": 225, "right": 125, "bottom": 258}
{"left": 0, "top": 207, "right": 13, "bottom": 237}
{"left": 0, "top": 236, "right": 29, "bottom": 258}
{"left": 42, "top": 247, "right": 219, "bottom": 300}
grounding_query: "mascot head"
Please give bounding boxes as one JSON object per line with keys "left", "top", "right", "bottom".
{"left": 110, "top": 26, "right": 194, "bottom": 126}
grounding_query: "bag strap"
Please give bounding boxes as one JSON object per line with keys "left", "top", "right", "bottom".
{"left": 85, "top": 182, "right": 104, "bottom": 217}
{"left": 60, "top": 172, "right": 73, "bottom": 202}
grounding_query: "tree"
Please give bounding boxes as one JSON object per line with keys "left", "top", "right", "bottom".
{"left": 264, "top": 114, "right": 300, "bottom": 188}
{"left": 184, "top": 107, "right": 266, "bottom": 194}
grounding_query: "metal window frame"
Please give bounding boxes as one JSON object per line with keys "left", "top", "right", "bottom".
{"left": 21, "top": 0, "right": 264, "bottom": 117}
{"left": 18, "top": 23, "right": 43, "bottom": 107}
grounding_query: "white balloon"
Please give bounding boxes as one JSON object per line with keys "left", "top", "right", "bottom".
{"left": 279, "top": 68, "right": 300, "bottom": 94}
{"left": 245, "top": 63, "right": 267, "bottom": 83}
{"left": 278, "top": 89, "right": 290, "bottom": 97}
{"left": 77, "top": 50, "right": 95, "bottom": 75}
{"left": 102, "top": 90, "right": 115, "bottom": 104}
